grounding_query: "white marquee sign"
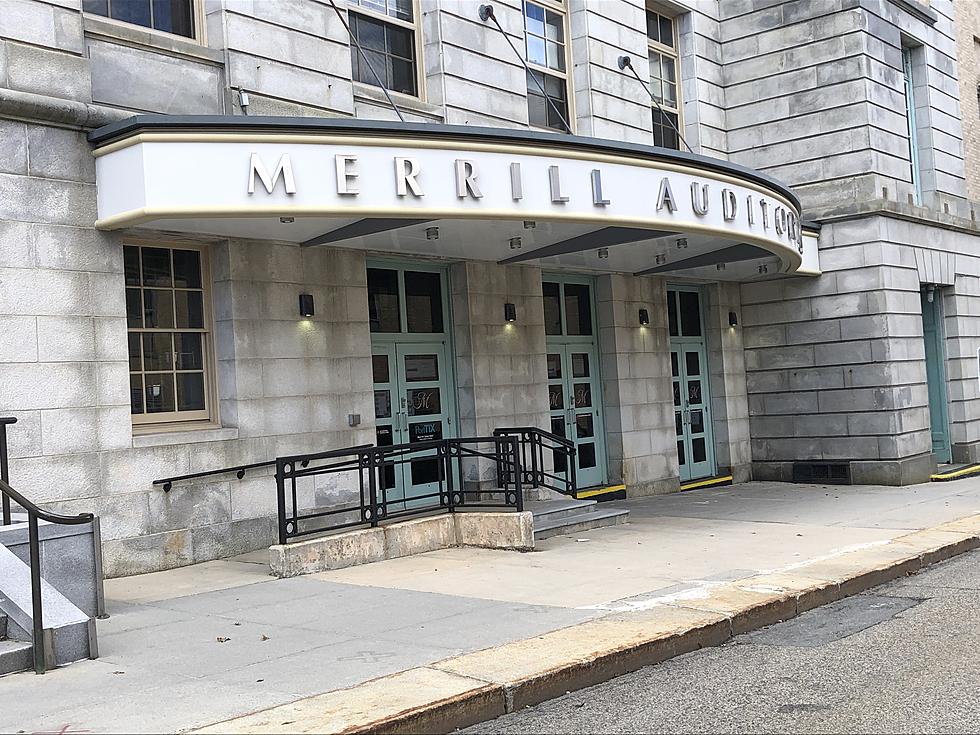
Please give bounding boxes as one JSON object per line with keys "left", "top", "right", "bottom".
{"left": 93, "top": 132, "right": 819, "bottom": 275}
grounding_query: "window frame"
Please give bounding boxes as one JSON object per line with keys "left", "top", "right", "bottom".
{"left": 347, "top": 0, "right": 426, "bottom": 101}
{"left": 522, "top": 0, "right": 574, "bottom": 134}
{"left": 646, "top": 3, "right": 683, "bottom": 150}
{"left": 125, "top": 240, "right": 219, "bottom": 430}
{"left": 81, "top": 0, "right": 205, "bottom": 44}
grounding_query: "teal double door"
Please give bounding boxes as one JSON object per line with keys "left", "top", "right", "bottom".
{"left": 544, "top": 275, "right": 607, "bottom": 489}
{"left": 369, "top": 263, "right": 456, "bottom": 507}
{"left": 667, "top": 286, "right": 715, "bottom": 482}
{"left": 920, "top": 287, "right": 951, "bottom": 464}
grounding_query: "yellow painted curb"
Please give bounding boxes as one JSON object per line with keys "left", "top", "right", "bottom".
{"left": 197, "top": 516, "right": 980, "bottom": 734}
{"left": 930, "top": 463, "right": 980, "bottom": 481}
{"left": 576, "top": 484, "right": 626, "bottom": 499}
{"left": 680, "top": 474, "right": 734, "bottom": 492}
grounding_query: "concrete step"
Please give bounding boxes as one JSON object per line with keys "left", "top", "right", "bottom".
{"left": 533, "top": 506, "right": 630, "bottom": 540}
{"left": 0, "top": 638, "right": 32, "bottom": 677}
{"left": 527, "top": 498, "right": 598, "bottom": 522}
{"left": 0, "top": 543, "right": 96, "bottom": 668}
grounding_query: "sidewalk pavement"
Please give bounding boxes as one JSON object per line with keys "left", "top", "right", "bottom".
{"left": 3, "top": 479, "right": 980, "bottom": 734}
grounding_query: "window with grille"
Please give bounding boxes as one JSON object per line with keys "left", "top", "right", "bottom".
{"left": 523, "top": 0, "right": 570, "bottom": 132}
{"left": 125, "top": 245, "right": 213, "bottom": 425}
{"left": 646, "top": 6, "right": 680, "bottom": 149}
{"left": 82, "top": 0, "right": 195, "bottom": 38}
{"left": 349, "top": 0, "right": 419, "bottom": 97}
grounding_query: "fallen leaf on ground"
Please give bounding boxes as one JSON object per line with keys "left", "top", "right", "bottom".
{"left": 216, "top": 636, "right": 231, "bottom": 643}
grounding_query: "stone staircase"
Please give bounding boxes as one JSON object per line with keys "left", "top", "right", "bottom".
{"left": 528, "top": 497, "right": 629, "bottom": 540}
{"left": 0, "top": 612, "right": 32, "bottom": 676}
{"left": 0, "top": 519, "right": 103, "bottom": 676}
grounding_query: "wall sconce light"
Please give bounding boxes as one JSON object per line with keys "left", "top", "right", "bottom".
{"left": 504, "top": 302, "right": 517, "bottom": 322}
{"left": 728, "top": 311, "right": 738, "bottom": 327}
{"left": 926, "top": 284, "right": 935, "bottom": 303}
{"left": 509, "top": 237, "right": 522, "bottom": 250}
{"left": 523, "top": 220, "right": 536, "bottom": 229}
{"left": 425, "top": 227, "right": 440, "bottom": 240}
{"left": 299, "top": 293, "right": 315, "bottom": 318}
{"left": 280, "top": 216, "right": 294, "bottom": 224}
{"left": 638, "top": 308, "right": 650, "bottom": 326}
{"left": 597, "top": 247, "right": 609, "bottom": 259}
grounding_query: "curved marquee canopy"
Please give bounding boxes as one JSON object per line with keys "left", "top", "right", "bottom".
{"left": 88, "top": 116, "right": 820, "bottom": 280}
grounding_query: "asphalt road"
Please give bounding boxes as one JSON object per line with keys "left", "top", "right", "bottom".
{"left": 464, "top": 549, "right": 980, "bottom": 734}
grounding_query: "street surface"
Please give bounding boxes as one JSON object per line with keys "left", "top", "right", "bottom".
{"left": 465, "top": 549, "right": 980, "bottom": 734}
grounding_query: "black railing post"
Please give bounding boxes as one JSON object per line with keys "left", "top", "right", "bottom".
{"left": 511, "top": 436, "right": 524, "bottom": 512}
{"left": 275, "top": 459, "right": 287, "bottom": 546}
{"left": 1, "top": 417, "right": 16, "bottom": 526}
{"left": 28, "top": 513, "right": 45, "bottom": 674}
{"left": 368, "top": 450, "right": 380, "bottom": 528}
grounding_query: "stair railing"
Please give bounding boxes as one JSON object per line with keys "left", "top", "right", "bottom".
{"left": 493, "top": 426, "right": 577, "bottom": 497}
{"left": 0, "top": 417, "right": 94, "bottom": 674}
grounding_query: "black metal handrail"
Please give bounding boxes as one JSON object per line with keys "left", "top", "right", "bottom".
{"left": 152, "top": 445, "right": 374, "bottom": 492}
{"left": 276, "top": 435, "right": 523, "bottom": 544}
{"left": 494, "top": 426, "right": 577, "bottom": 497}
{"left": 0, "top": 417, "right": 94, "bottom": 675}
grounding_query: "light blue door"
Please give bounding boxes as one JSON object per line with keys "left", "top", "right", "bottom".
{"left": 667, "top": 286, "right": 716, "bottom": 482}
{"left": 368, "top": 262, "right": 456, "bottom": 509}
{"left": 920, "top": 288, "right": 951, "bottom": 463}
{"left": 543, "top": 275, "right": 608, "bottom": 489}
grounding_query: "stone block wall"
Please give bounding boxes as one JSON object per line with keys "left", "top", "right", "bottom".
{"left": 954, "top": 0, "right": 980, "bottom": 202}
{"left": 721, "top": 0, "right": 967, "bottom": 215}
{"left": 595, "top": 274, "right": 677, "bottom": 495}
{"left": 451, "top": 261, "right": 550, "bottom": 440}
{"left": 742, "top": 217, "right": 951, "bottom": 484}
{"left": 704, "top": 282, "right": 751, "bottom": 481}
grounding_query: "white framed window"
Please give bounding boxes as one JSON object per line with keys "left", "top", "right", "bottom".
{"left": 646, "top": 5, "right": 681, "bottom": 149}
{"left": 348, "top": 0, "right": 421, "bottom": 98}
{"left": 125, "top": 243, "right": 215, "bottom": 427}
{"left": 523, "top": 0, "right": 571, "bottom": 132}
{"left": 82, "top": 0, "right": 198, "bottom": 39}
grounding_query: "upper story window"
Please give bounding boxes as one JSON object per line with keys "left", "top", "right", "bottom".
{"left": 125, "top": 244, "right": 214, "bottom": 426}
{"left": 523, "top": 0, "right": 570, "bottom": 132}
{"left": 82, "top": 0, "right": 195, "bottom": 38}
{"left": 902, "top": 45, "right": 923, "bottom": 205}
{"left": 348, "top": 0, "right": 419, "bottom": 97}
{"left": 646, "top": 6, "right": 680, "bottom": 149}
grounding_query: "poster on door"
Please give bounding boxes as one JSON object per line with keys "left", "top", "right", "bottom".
{"left": 410, "top": 420, "right": 442, "bottom": 443}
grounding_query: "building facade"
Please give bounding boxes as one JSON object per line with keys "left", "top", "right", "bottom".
{"left": 0, "top": 0, "right": 978, "bottom": 577}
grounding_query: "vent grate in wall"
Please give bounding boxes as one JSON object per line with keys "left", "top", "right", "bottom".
{"left": 792, "top": 462, "right": 852, "bottom": 485}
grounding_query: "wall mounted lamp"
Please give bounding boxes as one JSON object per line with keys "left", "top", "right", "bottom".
{"left": 639, "top": 308, "right": 650, "bottom": 326}
{"left": 299, "top": 293, "right": 315, "bottom": 318}
{"left": 504, "top": 302, "right": 517, "bottom": 322}
{"left": 509, "top": 237, "right": 522, "bottom": 250}
{"left": 728, "top": 311, "right": 738, "bottom": 327}
{"left": 426, "top": 226, "right": 440, "bottom": 240}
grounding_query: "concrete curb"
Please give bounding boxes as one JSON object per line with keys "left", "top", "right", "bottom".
{"left": 192, "top": 514, "right": 980, "bottom": 735}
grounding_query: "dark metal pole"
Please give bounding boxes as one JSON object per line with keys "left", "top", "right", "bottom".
{"left": 275, "top": 461, "right": 287, "bottom": 546}
{"left": 478, "top": 4, "right": 573, "bottom": 135}
{"left": 327, "top": 0, "right": 406, "bottom": 123}
{"left": 617, "top": 55, "right": 694, "bottom": 154}
{"left": 0, "top": 417, "right": 15, "bottom": 525}
{"left": 28, "top": 513, "right": 45, "bottom": 674}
